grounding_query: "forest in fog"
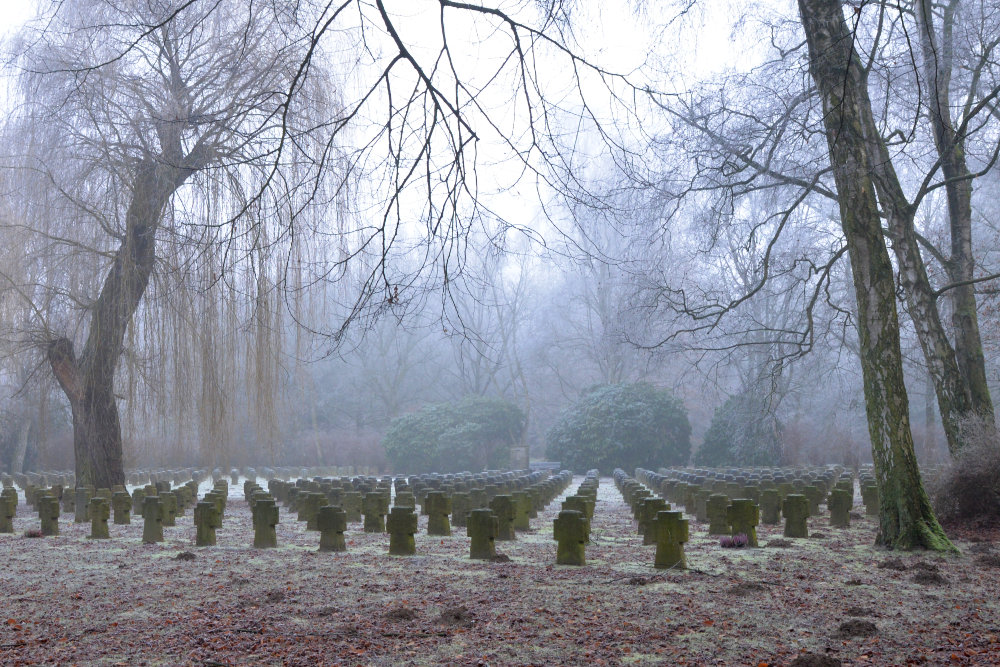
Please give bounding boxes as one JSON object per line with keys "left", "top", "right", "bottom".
{"left": 0, "top": 0, "right": 999, "bottom": 477}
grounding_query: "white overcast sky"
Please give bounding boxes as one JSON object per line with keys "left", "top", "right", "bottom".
{"left": 0, "top": 2, "right": 33, "bottom": 37}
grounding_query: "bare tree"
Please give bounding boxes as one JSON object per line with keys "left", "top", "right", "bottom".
{"left": 798, "top": 0, "right": 953, "bottom": 550}
{"left": 4, "top": 0, "right": 336, "bottom": 486}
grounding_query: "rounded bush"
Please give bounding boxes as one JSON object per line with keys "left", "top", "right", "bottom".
{"left": 694, "top": 393, "right": 782, "bottom": 467}
{"left": 545, "top": 383, "right": 691, "bottom": 474}
{"left": 382, "top": 397, "right": 526, "bottom": 474}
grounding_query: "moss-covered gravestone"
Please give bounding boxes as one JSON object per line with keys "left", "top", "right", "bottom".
{"left": 252, "top": 498, "right": 279, "bottom": 548}
{"left": 469, "top": 488, "right": 488, "bottom": 511}
{"left": 131, "top": 488, "right": 146, "bottom": 515}
{"left": 362, "top": 492, "right": 388, "bottom": 533}
{"left": 387, "top": 506, "right": 419, "bottom": 556}
{"left": 726, "top": 498, "right": 759, "bottom": 547}
{"left": 317, "top": 505, "right": 347, "bottom": 552}
{"left": 299, "top": 492, "right": 325, "bottom": 530}
{"left": 828, "top": 488, "right": 852, "bottom": 528}
{"left": 111, "top": 491, "right": 132, "bottom": 525}
{"left": 511, "top": 491, "right": 532, "bottom": 532}
{"left": 393, "top": 490, "right": 416, "bottom": 510}
{"left": 553, "top": 510, "right": 588, "bottom": 566}
{"left": 652, "top": 510, "right": 688, "bottom": 569}
{"left": 639, "top": 498, "right": 668, "bottom": 545}
{"left": 861, "top": 483, "right": 879, "bottom": 516}
{"left": 759, "top": 488, "right": 781, "bottom": 525}
{"left": 142, "top": 496, "right": 164, "bottom": 544}
{"left": 38, "top": 494, "right": 60, "bottom": 536}
{"left": 0, "top": 493, "right": 14, "bottom": 533}
{"left": 450, "top": 492, "right": 470, "bottom": 528}
{"left": 425, "top": 491, "right": 452, "bottom": 536}
{"left": 706, "top": 493, "right": 731, "bottom": 535}
{"left": 802, "top": 485, "right": 825, "bottom": 515}
{"left": 194, "top": 501, "right": 221, "bottom": 547}
{"left": 694, "top": 488, "right": 711, "bottom": 523}
{"left": 88, "top": 497, "right": 110, "bottom": 539}
{"left": 74, "top": 487, "right": 93, "bottom": 523}
{"left": 1, "top": 488, "right": 16, "bottom": 526}
{"left": 342, "top": 491, "right": 363, "bottom": 523}
{"left": 467, "top": 508, "right": 499, "bottom": 560}
{"left": 159, "top": 491, "right": 178, "bottom": 527}
{"left": 489, "top": 495, "right": 516, "bottom": 541}
{"left": 205, "top": 490, "right": 226, "bottom": 523}
{"left": 782, "top": 494, "right": 809, "bottom": 538}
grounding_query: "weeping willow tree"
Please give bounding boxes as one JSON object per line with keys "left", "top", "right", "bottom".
{"left": 1, "top": 0, "right": 352, "bottom": 487}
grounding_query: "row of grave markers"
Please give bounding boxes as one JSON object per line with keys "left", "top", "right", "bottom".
{"left": 2, "top": 469, "right": 599, "bottom": 564}
{"left": 244, "top": 470, "right": 578, "bottom": 557}
{"left": 603, "top": 464, "right": 882, "bottom": 571}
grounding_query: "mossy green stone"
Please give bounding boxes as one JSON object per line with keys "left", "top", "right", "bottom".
{"left": 553, "top": 510, "right": 587, "bottom": 566}
{"left": 726, "top": 498, "right": 759, "bottom": 547}
{"left": 861, "top": 483, "right": 879, "bottom": 516}
{"left": 317, "top": 505, "right": 347, "bottom": 552}
{"left": 74, "top": 487, "right": 93, "bottom": 523}
{"left": 467, "top": 508, "right": 498, "bottom": 559}
{"left": 639, "top": 498, "right": 668, "bottom": 544}
{"left": 782, "top": 494, "right": 809, "bottom": 538}
{"left": 362, "top": 492, "right": 388, "bottom": 533}
{"left": 252, "top": 498, "right": 279, "bottom": 548}
{"left": 159, "top": 491, "right": 178, "bottom": 527}
{"left": 194, "top": 501, "right": 221, "bottom": 546}
{"left": 489, "top": 495, "right": 516, "bottom": 541}
{"left": 653, "top": 510, "right": 688, "bottom": 569}
{"left": 386, "top": 506, "right": 418, "bottom": 555}
{"left": 142, "top": 496, "right": 164, "bottom": 544}
{"left": 393, "top": 490, "right": 415, "bottom": 509}
{"left": 511, "top": 491, "right": 532, "bottom": 532}
{"left": 0, "top": 494, "right": 14, "bottom": 533}
{"left": 39, "top": 494, "right": 60, "bottom": 536}
{"left": 112, "top": 491, "right": 132, "bottom": 525}
{"left": 425, "top": 491, "right": 452, "bottom": 536}
{"left": 828, "top": 488, "right": 852, "bottom": 528}
{"left": 706, "top": 493, "right": 731, "bottom": 535}
{"left": 450, "top": 492, "right": 470, "bottom": 528}
{"left": 759, "top": 488, "right": 780, "bottom": 525}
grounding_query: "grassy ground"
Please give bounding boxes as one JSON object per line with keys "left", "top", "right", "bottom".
{"left": 1, "top": 477, "right": 998, "bottom": 666}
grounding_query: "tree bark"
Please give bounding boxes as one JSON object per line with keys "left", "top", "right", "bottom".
{"left": 12, "top": 418, "right": 30, "bottom": 475}
{"left": 824, "top": 0, "right": 985, "bottom": 457}
{"left": 915, "top": 0, "right": 996, "bottom": 428}
{"left": 47, "top": 150, "right": 202, "bottom": 489}
{"left": 798, "top": 0, "right": 954, "bottom": 550}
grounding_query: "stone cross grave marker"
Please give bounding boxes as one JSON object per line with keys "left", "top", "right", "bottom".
{"left": 553, "top": 509, "right": 588, "bottom": 566}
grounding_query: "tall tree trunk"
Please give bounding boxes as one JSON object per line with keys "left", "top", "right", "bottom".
{"left": 798, "top": 0, "right": 954, "bottom": 550}
{"left": 916, "top": 0, "right": 996, "bottom": 428}
{"left": 12, "top": 417, "right": 30, "bottom": 475}
{"left": 827, "top": 0, "right": 981, "bottom": 457}
{"left": 47, "top": 153, "right": 199, "bottom": 489}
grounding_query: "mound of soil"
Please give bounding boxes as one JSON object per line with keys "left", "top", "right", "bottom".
{"left": 877, "top": 557, "right": 907, "bottom": 571}
{"left": 437, "top": 605, "right": 473, "bottom": 627}
{"left": 911, "top": 571, "right": 949, "bottom": 586}
{"left": 836, "top": 619, "right": 877, "bottom": 638}
{"left": 789, "top": 653, "right": 842, "bottom": 667}
{"left": 385, "top": 606, "right": 418, "bottom": 621}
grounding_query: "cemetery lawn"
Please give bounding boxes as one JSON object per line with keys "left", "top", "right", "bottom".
{"left": 2, "top": 478, "right": 999, "bottom": 666}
